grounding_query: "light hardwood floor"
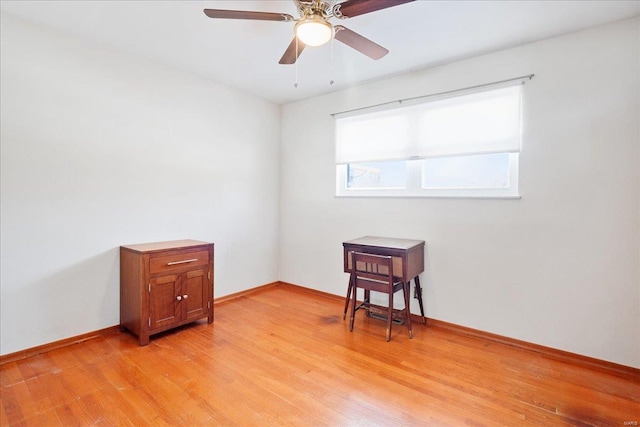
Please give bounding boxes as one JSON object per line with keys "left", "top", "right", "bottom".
{"left": 1, "top": 284, "right": 638, "bottom": 426}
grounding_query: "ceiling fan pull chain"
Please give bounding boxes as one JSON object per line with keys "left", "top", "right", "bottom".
{"left": 294, "top": 37, "right": 299, "bottom": 88}
{"left": 329, "top": 35, "right": 335, "bottom": 86}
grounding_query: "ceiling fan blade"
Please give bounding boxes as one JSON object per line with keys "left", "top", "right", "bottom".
{"left": 334, "top": 26, "right": 388, "bottom": 60}
{"left": 203, "top": 9, "right": 294, "bottom": 22}
{"left": 279, "top": 38, "right": 306, "bottom": 64}
{"left": 334, "top": 0, "right": 415, "bottom": 18}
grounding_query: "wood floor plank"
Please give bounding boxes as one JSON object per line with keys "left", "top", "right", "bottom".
{"left": 1, "top": 284, "right": 638, "bottom": 426}
{"left": 0, "top": 362, "right": 24, "bottom": 389}
{"left": 0, "top": 381, "right": 29, "bottom": 425}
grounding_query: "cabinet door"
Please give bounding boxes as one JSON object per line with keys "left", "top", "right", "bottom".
{"left": 149, "top": 274, "right": 181, "bottom": 331}
{"left": 182, "top": 268, "right": 209, "bottom": 321}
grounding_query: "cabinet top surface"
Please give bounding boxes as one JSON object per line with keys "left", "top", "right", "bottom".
{"left": 121, "top": 239, "right": 213, "bottom": 254}
{"left": 343, "top": 236, "right": 425, "bottom": 250}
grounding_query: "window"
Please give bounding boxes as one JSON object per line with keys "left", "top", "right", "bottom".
{"left": 347, "top": 161, "right": 407, "bottom": 189}
{"left": 335, "top": 80, "right": 526, "bottom": 198}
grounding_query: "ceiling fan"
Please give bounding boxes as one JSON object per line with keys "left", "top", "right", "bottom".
{"left": 203, "top": 0, "right": 415, "bottom": 64}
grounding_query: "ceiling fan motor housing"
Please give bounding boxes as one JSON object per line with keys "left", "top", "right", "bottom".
{"left": 295, "top": 0, "right": 338, "bottom": 19}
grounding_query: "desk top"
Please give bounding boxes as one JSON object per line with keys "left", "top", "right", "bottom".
{"left": 343, "top": 236, "right": 424, "bottom": 250}
{"left": 343, "top": 236, "right": 425, "bottom": 281}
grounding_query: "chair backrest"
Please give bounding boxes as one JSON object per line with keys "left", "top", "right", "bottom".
{"left": 351, "top": 252, "right": 394, "bottom": 292}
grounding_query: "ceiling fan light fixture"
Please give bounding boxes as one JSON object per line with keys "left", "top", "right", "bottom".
{"left": 294, "top": 15, "right": 333, "bottom": 46}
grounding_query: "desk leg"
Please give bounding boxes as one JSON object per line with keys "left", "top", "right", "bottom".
{"left": 343, "top": 273, "right": 353, "bottom": 320}
{"left": 413, "top": 276, "right": 426, "bottom": 324}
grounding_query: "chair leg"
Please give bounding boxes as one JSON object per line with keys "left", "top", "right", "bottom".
{"left": 403, "top": 282, "right": 413, "bottom": 339}
{"left": 364, "top": 290, "right": 371, "bottom": 316}
{"left": 343, "top": 274, "right": 353, "bottom": 320}
{"left": 349, "top": 282, "right": 357, "bottom": 332}
{"left": 386, "top": 290, "right": 393, "bottom": 341}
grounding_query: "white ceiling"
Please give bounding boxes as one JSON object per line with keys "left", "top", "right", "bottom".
{"left": 1, "top": 1, "right": 639, "bottom": 104}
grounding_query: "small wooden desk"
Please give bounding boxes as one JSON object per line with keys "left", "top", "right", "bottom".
{"left": 343, "top": 236, "right": 426, "bottom": 322}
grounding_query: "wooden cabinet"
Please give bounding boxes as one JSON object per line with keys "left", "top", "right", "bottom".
{"left": 120, "top": 240, "right": 214, "bottom": 345}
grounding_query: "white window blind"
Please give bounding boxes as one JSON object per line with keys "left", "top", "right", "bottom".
{"left": 335, "top": 82, "right": 523, "bottom": 164}
{"left": 335, "top": 107, "right": 413, "bottom": 164}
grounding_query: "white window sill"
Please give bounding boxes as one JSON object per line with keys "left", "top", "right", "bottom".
{"left": 334, "top": 192, "right": 521, "bottom": 199}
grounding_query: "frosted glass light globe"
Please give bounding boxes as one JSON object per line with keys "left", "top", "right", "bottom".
{"left": 295, "top": 16, "right": 333, "bottom": 47}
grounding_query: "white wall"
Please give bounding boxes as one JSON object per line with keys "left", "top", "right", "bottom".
{"left": 280, "top": 18, "right": 640, "bottom": 368}
{"left": 0, "top": 13, "right": 281, "bottom": 355}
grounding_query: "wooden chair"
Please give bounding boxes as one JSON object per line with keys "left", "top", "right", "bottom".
{"left": 348, "top": 251, "right": 412, "bottom": 341}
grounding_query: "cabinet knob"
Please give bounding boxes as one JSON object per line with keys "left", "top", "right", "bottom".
{"left": 183, "top": 294, "right": 189, "bottom": 300}
{"left": 176, "top": 295, "right": 182, "bottom": 301}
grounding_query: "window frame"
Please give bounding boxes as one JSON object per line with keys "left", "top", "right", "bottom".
{"left": 334, "top": 78, "right": 529, "bottom": 199}
{"left": 336, "top": 154, "right": 520, "bottom": 199}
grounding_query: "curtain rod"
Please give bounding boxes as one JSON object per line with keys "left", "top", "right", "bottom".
{"left": 330, "top": 74, "right": 535, "bottom": 117}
